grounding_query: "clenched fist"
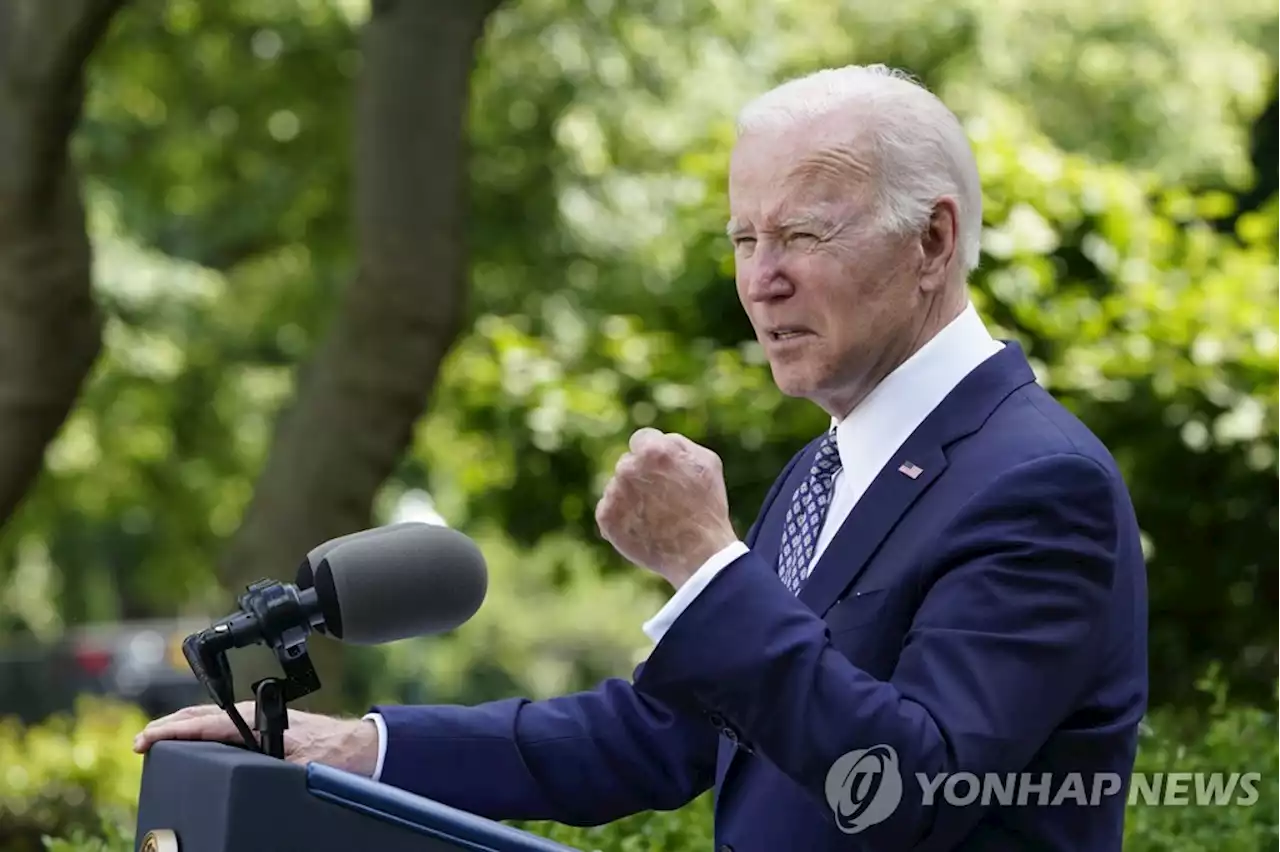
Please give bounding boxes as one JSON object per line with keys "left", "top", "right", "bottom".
{"left": 595, "top": 428, "right": 739, "bottom": 587}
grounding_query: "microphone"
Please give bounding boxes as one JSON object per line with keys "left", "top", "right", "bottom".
{"left": 295, "top": 521, "right": 488, "bottom": 644}
{"left": 181, "top": 522, "right": 487, "bottom": 757}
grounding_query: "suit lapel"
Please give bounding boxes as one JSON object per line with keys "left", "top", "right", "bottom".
{"left": 796, "top": 442, "right": 946, "bottom": 615}
{"left": 797, "top": 341, "right": 1037, "bottom": 615}
{"left": 714, "top": 342, "right": 1037, "bottom": 802}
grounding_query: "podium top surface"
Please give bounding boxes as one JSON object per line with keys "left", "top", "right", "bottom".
{"left": 305, "top": 762, "right": 580, "bottom": 852}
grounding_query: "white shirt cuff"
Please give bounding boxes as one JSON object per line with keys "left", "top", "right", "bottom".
{"left": 642, "top": 541, "right": 749, "bottom": 644}
{"left": 361, "top": 712, "right": 388, "bottom": 781}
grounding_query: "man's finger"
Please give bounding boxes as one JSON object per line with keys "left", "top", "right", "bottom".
{"left": 628, "top": 427, "right": 664, "bottom": 453}
{"left": 136, "top": 705, "right": 219, "bottom": 736}
{"left": 133, "top": 715, "right": 242, "bottom": 753}
{"left": 664, "top": 433, "right": 706, "bottom": 457}
{"left": 153, "top": 703, "right": 224, "bottom": 724}
{"left": 136, "top": 709, "right": 226, "bottom": 739}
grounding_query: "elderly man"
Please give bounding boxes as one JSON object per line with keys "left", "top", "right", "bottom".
{"left": 135, "top": 65, "right": 1148, "bottom": 852}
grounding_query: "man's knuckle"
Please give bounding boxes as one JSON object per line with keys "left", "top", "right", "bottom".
{"left": 644, "top": 443, "right": 672, "bottom": 462}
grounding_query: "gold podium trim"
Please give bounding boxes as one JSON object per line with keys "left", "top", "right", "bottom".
{"left": 140, "top": 829, "right": 179, "bottom": 852}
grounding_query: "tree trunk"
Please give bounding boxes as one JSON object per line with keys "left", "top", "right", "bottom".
{"left": 0, "top": 0, "right": 125, "bottom": 535}
{"left": 216, "top": 0, "right": 504, "bottom": 710}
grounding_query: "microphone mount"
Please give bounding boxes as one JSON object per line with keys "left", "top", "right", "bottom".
{"left": 182, "top": 577, "right": 324, "bottom": 759}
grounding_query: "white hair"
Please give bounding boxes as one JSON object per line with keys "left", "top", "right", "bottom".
{"left": 735, "top": 64, "right": 982, "bottom": 274}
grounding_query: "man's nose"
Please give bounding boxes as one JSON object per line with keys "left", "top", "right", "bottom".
{"left": 744, "top": 255, "right": 794, "bottom": 303}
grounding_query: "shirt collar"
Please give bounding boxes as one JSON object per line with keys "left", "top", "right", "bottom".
{"left": 827, "top": 302, "right": 1004, "bottom": 475}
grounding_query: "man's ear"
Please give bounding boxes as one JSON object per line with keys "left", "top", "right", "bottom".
{"left": 918, "top": 197, "right": 959, "bottom": 291}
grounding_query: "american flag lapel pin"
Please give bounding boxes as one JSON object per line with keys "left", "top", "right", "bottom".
{"left": 898, "top": 460, "right": 923, "bottom": 479}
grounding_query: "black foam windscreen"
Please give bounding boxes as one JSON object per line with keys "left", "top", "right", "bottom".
{"left": 296, "top": 522, "right": 422, "bottom": 589}
{"left": 296, "top": 523, "right": 423, "bottom": 637}
{"left": 311, "top": 523, "right": 488, "bottom": 645}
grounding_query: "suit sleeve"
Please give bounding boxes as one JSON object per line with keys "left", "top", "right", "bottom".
{"left": 368, "top": 446, "right": 810, "bottom": 825}
{"left": 371, "top": 667, "right": 716, "bottom": 825}
{"left": 632, "top": 453, "right": 1122, "bottom": 850}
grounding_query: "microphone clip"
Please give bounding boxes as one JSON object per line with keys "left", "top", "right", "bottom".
{"left": 182, "top": 578, "right": 324, "bottom": 759}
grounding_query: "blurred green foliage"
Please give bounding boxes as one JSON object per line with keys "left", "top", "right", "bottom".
{"left": 0, "top": 0, "right": 1276, "bottom": 847}
{"left": 3, "top": 0, "right": 1270, "bottom": 706}
{"left": 0, "top": 698, "right": 144, "bottom": 852}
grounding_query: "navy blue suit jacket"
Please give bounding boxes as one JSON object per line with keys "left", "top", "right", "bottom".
{"left": 372, "top": 343, "right": 1149, "bottom": 851}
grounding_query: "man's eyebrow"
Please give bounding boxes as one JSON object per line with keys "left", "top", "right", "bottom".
{"left": 725, "top": 214, "right": 833, "bottom": 238}
{"left": 776, "top": 214, "right": 829, "bottom": 232}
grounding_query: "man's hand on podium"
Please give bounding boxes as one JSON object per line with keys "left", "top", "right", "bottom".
{"left": 132, "top": 702, "right": 379, "bottom": 777}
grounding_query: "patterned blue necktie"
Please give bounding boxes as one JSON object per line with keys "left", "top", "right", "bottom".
{"left": 777, "top": 430, "right": 843, "bottom": 594}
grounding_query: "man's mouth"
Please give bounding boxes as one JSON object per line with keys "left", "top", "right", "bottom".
{"left": 768, "top": 328, "right": 812, "bottom": 341}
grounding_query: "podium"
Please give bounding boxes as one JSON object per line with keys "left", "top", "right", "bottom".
{"left": 135, "top": 740, "right": 581, "bottom": 851}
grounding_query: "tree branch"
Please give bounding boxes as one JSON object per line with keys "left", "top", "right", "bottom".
{"left": 0, "top": 0, "right": 126, "bottom": 531}
{"left": 216, "top": 0, "right": 504, "bottom": 697}
{"left": 0, "top": 0, "right": 128, "bottom": 207}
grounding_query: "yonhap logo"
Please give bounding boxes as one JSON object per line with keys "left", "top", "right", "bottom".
{"left": 824, "top": 744, "right": 903, "bottom": 833}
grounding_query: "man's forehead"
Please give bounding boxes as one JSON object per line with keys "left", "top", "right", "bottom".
{"left": 731, "top": 120, "right": 873, "bottom": 179}
{"left": 731, "top": 110, "right": 870, "bottom": 163}
{"left": 727, "top": 137, "right": 873, "bottom": 232}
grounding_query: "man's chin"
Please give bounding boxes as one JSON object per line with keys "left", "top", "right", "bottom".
{"left": 769, "top": 368, "right": 817, "bottom": 401}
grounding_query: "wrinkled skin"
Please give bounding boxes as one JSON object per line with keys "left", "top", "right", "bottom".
{"left": 594, "top": 427, "right": 739, "bottom": 588}
{"left": 727, "top": 114, "right": 964, "bottom": 419}
{"left": 133, "top": 701, "right": 379, "bottom": 775}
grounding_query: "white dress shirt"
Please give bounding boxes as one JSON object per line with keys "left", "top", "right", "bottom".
{"left": 363, "top": 302, "right": 1003, "bottom": 782}
{"left": 642, "top": 302, "right": 1004, "bottom": 643}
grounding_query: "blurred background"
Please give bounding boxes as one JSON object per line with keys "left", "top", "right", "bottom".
{"left": 0, "top": 0, "right": 1275, "bottom": 850}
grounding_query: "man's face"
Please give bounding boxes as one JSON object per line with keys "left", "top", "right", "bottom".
{"left": 727, "top": 121, "right": 928, "bottom": 418}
